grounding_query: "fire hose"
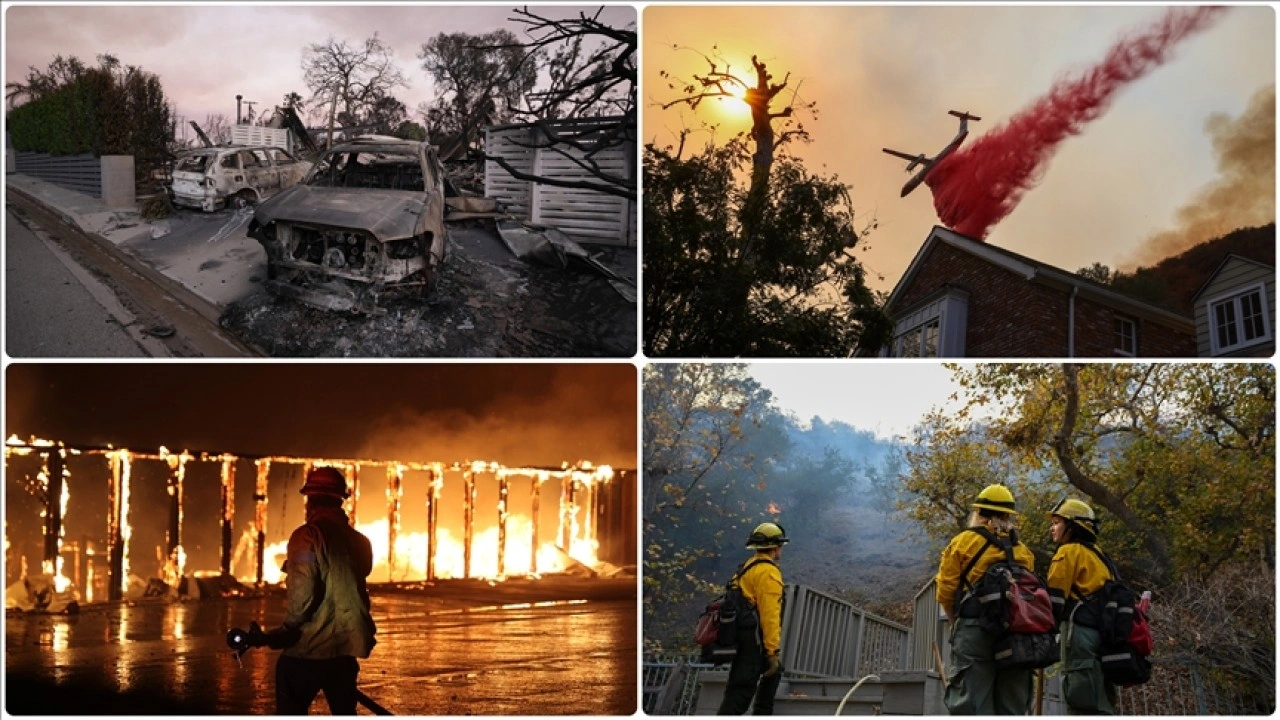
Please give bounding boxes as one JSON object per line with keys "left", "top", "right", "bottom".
{"left": 227, "top": 622, "right": 393, "bottom": 715}
{"left": 833, "top": 674, "right": 881, "bottom": 716}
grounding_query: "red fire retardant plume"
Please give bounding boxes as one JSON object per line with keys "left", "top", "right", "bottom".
{"left": 925, "top": 6, "right": 1229, "bottom": 240}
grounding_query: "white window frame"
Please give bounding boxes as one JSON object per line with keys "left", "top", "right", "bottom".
{"left": 1205, "top": 282, "right": 1272, "bottom": 355}
{"left": 1114, "top": 317, "right": 1136, "bottom": 357}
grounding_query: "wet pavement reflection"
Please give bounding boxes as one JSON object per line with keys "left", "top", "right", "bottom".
{"left": 6, "top": 580, "right": 636, "bottom": 715}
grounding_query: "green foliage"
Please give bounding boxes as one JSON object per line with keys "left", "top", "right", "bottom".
{"left": 418, "top": 30, "right": 539, "bottom": 146}
{"left": 1075, "top": 261, "right": 1114, "bottom": 284}
{"left": 898, "top": 363, "right": 1275, "bottom": 587}
{"left": 7, "top": 55, "right": 173, "bottom": 167}
{"left": 642, "top": 364, "right": 789, "bottom": 649}
{"left": 392, "top": 120, "right": 428, "bottom": 142}
{"left": 643, "top": 138, "right": 891, "bottom": 356}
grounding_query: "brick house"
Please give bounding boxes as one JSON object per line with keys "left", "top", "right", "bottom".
{"left": 879, "top": 226, "right": 1197, "bottom": 358}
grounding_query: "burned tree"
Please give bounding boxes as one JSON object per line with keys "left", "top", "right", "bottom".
{"left": 302, "top": 34, "right": 408, "bottom": 147}
{"left": 424, "top": 7, "right": 636, "bottom": 200}
{"left": 663, "top": 54, "right": 809, "bottom": 256}
{"left": 645, "top": 51, "right": 889, "bottom": 356}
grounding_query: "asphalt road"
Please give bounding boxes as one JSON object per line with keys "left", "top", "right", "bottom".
{"left": 5, "top": 206, "right": 156, "bottom": 357}
{"left": 5, "top": 580, "right": 637, "bottom": 715}
{"left": 5, "top": 198, "right": 257, "bottom": 358}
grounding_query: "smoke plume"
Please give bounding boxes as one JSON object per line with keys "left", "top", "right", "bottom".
{"left": 1122, "top": 83, "right": 1276, "bottom": 268}
{"left": 925, "top": 6, "right": 1229, "bottom": 239}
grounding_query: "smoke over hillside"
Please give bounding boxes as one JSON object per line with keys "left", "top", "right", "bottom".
{"left": 1123, "top": 83, "right": 1276, "bottom": 269}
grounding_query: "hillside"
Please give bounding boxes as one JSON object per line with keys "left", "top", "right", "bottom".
{"left": 1111, "top": 223, "right": 1275, "bottom": 314}
{"left": 783, "top": 504, "right": 935, "bottom": 622}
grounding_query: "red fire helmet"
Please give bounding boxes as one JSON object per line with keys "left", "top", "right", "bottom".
{"left": 300, "top": 466, "right": 349, "bottom": 499}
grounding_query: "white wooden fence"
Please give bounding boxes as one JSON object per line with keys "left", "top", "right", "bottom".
{"left": 484, "top": 117, "right": 635, "bottom": 247}
{"left": 230, "top": 125, "right": 293, "bottom": 153}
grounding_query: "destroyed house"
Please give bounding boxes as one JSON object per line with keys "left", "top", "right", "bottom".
{"left": 879, "top": 226, "right": 1197, "bottom": 358}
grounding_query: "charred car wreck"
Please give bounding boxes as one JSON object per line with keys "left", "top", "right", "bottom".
{"left": 172, "top": 146, "right": 310, "bottom": 212}
{"left": 248, "top": 138, "right": 449, "bottom": 314}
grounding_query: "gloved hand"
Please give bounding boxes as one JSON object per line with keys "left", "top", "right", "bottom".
{"left": 240, "top": 621, "right": 300, "bottom": 650}
{"left": 244, "top": 621, "right": 268, "bottom": 648}
{"left": 763, "top": 653, "right": 782, "bottom": 678}
{"left": 261, "top": 624, "right": 302, "bottom": 650}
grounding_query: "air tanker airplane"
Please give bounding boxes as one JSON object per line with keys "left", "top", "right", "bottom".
{"left": 883, "top": 110, "right": 981, "bottom": 197}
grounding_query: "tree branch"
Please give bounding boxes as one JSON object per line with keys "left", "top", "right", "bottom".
{"left": 1053, "top": 363, "right": 1174, "bottom": 585}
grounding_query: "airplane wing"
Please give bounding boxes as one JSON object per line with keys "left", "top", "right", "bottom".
{"left": 882, "top": 148, "right": 925, "bottom": 163}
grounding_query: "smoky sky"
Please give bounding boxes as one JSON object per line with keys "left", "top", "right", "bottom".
{"left": 4, "top": 363, "right": 636, "bottom": 468}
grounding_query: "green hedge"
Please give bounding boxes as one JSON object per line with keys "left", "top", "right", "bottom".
{"left": 8, "top": 66, "right": 172, "bottom": 166}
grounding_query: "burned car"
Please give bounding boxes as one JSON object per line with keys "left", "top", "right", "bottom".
{"left": 171, "top": 146, "right": 310, "bottom": 212}
{"left": 247, "top": 138, "right": 449, "bottom": 313}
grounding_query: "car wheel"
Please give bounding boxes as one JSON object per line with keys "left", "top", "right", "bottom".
{"left": 229, "top": 192, "right": 253, "bottom": 209}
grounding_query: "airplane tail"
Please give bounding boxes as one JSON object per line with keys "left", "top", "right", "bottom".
{"left": 948, "top": 110, "right": 982, "bottom": 122}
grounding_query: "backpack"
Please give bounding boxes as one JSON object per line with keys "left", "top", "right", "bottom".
{"left": 1079, "top": 544, "right": 1153, "bottom": 686}
{"left": 958, "top": 527, "right": 1058, "bottom": 670}
{"left": 695, "top": 558, "right": 775, "bottom": 665}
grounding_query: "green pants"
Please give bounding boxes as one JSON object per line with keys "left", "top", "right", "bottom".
{"left": 1060, "top": 621, "right": 1116, "bottom": 715}
{"left": 944, "top": 619, "right": 1032, "bottom": 715}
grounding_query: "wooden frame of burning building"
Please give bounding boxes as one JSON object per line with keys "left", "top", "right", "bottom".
{"left": 4, "top": 435, "right": 635, "bottom": 606}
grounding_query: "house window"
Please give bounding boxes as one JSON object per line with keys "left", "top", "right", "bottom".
{"left": 1114, "top": 317, "right": 1136, "bottom": 357}
{"left": 1208, "top": 283, "right": 1272, "bottom": 354}
{"left": 894, "top": 319, "right": 940, "bottom": 358}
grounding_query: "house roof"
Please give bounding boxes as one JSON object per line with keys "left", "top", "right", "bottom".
{"left": 886, "top": 226, "right": 1195, "bottom": 330}
{"left": 1189, "top": 253, "right": 1276, "bottom": 303}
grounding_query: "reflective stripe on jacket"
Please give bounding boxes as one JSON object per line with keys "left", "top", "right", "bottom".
{"left": 282, "top": 505, "right": 377, "bottom": 659}
{"left": 935, "top": 527, "right": 1035, "bottom": 613}
{"left": 1047, "top": 541, "right": 1111, "bottom": 622}
{"left": 737, "top": 552, "right": 784, "bottom": 655}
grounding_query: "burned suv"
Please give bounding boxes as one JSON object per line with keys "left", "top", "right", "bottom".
{"left": 172, "top": 146, "right": 310, "bottom": 212}
{"left": 248, "top": 138, "right": 448, "bottom": 313}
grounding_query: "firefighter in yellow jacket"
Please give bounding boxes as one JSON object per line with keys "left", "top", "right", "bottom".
{"left": 717, "top": 522, "right": 787, "bottom": 716}
{"left": 935, "top": 484, "right": 1036, "bottom": 715}
{"left": 1047, "top": 498, "right": 1116, "bottom": 715}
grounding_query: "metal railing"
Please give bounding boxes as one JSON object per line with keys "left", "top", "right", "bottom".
{"left": 14, "top": 151, "right": 102, "bottom": 196}
{"left": 779, "top": 584, "right": 911, "bottom": 678}
{"left": 642, "top": 652, "right": 710, "bottom": 715}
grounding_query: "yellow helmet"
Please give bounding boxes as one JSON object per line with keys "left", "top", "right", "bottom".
{"left": 1050, "top": 498, "right": 1098, "bottom": 532}
{"left": 972, "top": 484, "right": 1018, "bottom": 515}
{"left": 746, "top": 522, "right": 789, "bottom": 549}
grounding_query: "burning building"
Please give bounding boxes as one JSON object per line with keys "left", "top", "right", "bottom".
{"left": 4, "top": 435, "right": 636, "bottom": 607}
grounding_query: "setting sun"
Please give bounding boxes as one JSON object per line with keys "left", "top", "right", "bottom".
{"left": 710, "top": 93, "right": 752, "bottom": 124}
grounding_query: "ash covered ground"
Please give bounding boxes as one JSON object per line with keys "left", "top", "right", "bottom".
{"left": 219, "top": 225, "right": 636, "bottom": 358}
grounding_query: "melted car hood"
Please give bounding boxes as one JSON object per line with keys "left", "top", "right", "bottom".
{"left": 253, "top": 186, "right": 428, "bottom": 242}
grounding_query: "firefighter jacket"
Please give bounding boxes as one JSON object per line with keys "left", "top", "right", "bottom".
{"left": 1047, "top": 541, "right": 1112, "bottom": 624}
{"left": 282, "top": 505, "right": 377, "bottom": 659}
{"left": 935, "top": 526, "right": 1035, "bottom": 614}
{"left": 737, "top": 552, "right": 784, "bottom": 656}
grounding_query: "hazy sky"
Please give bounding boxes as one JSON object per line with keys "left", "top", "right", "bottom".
{"left": 4, "top": 4, "right": 636, "bottom": 132}
{"left": 644, "top": 5, "right": 1274, "bottom": 293}
{"left": 747, "top": 362, "right": 979, "bottom": 440}
{"left": 5, "top": 363, "right": 637, "bottom": 467}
